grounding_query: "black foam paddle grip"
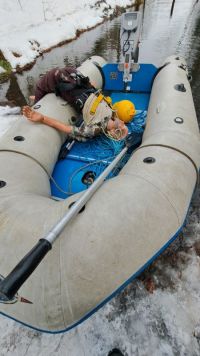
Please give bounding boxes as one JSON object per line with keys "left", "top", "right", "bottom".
{"left": 0, "top": 239, "right": 52, "bottom": 302}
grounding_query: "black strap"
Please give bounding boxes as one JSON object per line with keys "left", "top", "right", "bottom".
{"left": 55, "top": 81, "right": 76, "bottom": 96}
{"left": 58, "top": 115, "right": 84, "bottom": 160}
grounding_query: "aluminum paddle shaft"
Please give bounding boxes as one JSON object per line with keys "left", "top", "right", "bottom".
{"left": 46, "top": 145, "right": 127, "bottom": 244}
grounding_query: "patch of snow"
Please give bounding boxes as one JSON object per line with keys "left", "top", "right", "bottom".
{"left": 0, "top": 106, "right": 21, "bottom": 115}
{"left": 0, "top": 0, "right": 133, "bottom": 69}
{"left": 0, "top": 107, "right": 20, "bottom": 137}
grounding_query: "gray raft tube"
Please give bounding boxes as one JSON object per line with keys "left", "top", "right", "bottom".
{"left": 0, "top": 56, "right": 200, "bottom": 332}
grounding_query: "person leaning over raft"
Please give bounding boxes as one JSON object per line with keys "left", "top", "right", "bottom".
{"left": 22, "top": 66, "right": 129, "bottom": 141}
{"left": 32, "top": 66, "right": 94, "bottom": 106}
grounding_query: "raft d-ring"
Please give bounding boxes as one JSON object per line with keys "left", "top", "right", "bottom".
{"left": 14, "top": 136, "right": 25, "bottom": 141}
{"left": 68, "top": 202, "right": 85, "bottom": 213}
{"left": 178, "top": 64, "right": 187, "bottom": 71}
{"left": 174, "top": 117, "right": 184, "bottom": 124}
{"left": 174, "top": 83, "right": 186, "bottom": 92}
{"left": 33, "top": 104, "right": 41, "bottom": 109}
{"left": 143, "top": 157, "right": 156, "bottom": 164}
{"left": 0, "top": 181, "right": 6, "bottom": 188}
{"left": 82, "top": 171, "right": 96, "bottom": 185}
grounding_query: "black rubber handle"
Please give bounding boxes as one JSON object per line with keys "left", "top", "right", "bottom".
{"left": 0, "top": 239, "right": 52, "bottom": 301}
{"left": 125, "top": 132, "right": 142, "bottom": 148}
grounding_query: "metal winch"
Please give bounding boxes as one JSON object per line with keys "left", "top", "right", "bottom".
{"left": 118, "top": 11, "right": 142, "bottom": 90}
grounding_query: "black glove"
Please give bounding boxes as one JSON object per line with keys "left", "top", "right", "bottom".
{"left": 75, "top": 73, "right": 90, "bottom": 87}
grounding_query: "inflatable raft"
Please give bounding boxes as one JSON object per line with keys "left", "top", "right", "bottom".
{"left": 0, "top": 54, "right": 200, "bottom": 333}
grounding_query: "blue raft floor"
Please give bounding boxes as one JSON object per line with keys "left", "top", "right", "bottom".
{"left": 50, "top": 92, "right": 149, "bottom": 200}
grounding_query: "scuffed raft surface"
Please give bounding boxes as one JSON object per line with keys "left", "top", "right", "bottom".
{"left": 0, "top": 56, "right": 199, "bottom": 332}
{"left": 0, "top": 187, "right": 199, "bottom": 355}
{"left": 0, "top": 94, "right": 200, "bottom": 352}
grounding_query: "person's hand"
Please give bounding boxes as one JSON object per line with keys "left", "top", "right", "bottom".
{"left": 107, "top": 118, "right": 128, "bottom": 140}
{"left": 22, "top": 106, "right": 44, "bottom": 122}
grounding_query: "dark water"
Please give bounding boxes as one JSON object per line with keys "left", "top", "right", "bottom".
{"left": 140, "top": 0, "right": 200, "bottom": 125}
{"left": 1, "top": 0, "right": 200, "bottom": 123}
{"left": 2, "top": 19, "right": 123, "bottom": 105}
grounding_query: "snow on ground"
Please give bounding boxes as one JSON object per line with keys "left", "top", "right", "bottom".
{"left": 0, "top": 0, "right": 133, "bottom": 70}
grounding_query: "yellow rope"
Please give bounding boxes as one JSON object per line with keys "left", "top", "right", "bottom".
{"left": 90, "top": 94, "right": 104, "bottom": 115}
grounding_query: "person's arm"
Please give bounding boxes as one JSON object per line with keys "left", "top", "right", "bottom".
{"left": 22, "top": 106, "right": 73, "bottom": 134}
{"left": 42, "top": 115, "right": 73, "bottom": 134}
{"left": 22, "top": 106, "right": 100, "bottom": 140}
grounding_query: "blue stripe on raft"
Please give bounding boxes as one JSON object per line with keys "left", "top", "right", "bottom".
{"left": 102, "top": 63, "right": 158, "bottom": 92}
{"left": 0, "top": 190, "right": 194, "bottom": 334}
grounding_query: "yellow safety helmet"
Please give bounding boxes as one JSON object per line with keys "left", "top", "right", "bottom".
{"left": 113, "top": 100, "right": 136, "bottom": 123}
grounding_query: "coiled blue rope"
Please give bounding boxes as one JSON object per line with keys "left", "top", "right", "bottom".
{"left": 68, "top": 111, "right": 147, "bottom": 193}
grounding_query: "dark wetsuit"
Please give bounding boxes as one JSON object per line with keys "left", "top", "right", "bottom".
{"left": 34, "top": 67, "right": 103, "bottom": 141}
{"left": 34, "top": 67, "right": 94, "bottom": 111}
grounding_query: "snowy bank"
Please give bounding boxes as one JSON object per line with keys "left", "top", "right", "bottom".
{"left": 0, "top": 0, "right": 135, "bottom": 71}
